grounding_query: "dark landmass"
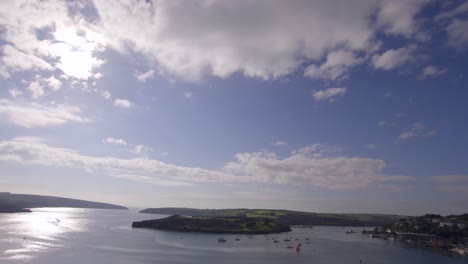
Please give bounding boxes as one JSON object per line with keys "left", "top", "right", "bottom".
{"left": 139, "top": 208, "right": 403, "bottom": 227}
{"left": 364, "top": 214, "right": 468, "bottom": 254}
{"left": 0, "top": 192, "right": 128, "bottom": 212}
{"left": 132, "top": 214, "right": 291, "bottom": 234}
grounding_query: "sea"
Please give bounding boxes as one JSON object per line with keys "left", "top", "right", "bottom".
{"left": 0, "top": 208, "right": 466, "bottom": 264}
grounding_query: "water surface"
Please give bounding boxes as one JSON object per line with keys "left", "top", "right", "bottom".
{"left": 0, "top": 208, "right": 466, "bottom": 263}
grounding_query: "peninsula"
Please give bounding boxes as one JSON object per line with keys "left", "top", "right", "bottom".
{"left": 139, "top": 207, "right": 403, "bottom": 227}
{"left": 0, "top": 192, "right": 128, "bottom": 212}
{"left": 132, "top": 214, "right": 291, "bottom": 234}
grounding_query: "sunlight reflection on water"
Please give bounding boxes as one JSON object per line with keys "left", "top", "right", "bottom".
{"left": 0, "top": 208, "right": 86, "bottom": 261}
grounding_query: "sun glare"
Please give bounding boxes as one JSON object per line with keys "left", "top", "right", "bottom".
{"left": 49, "top": 28, "right": 104, "bottom": 79}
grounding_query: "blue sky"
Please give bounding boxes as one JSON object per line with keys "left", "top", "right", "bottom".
{"left": 0, "top": 0, "right": 467, "bottom": 215}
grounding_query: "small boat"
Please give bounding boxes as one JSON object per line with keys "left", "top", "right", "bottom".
{"left": 283, "top": 239, "right": 290, "bottom": 242}
{"left": 273, "top": 240, "right": 279, "bottom": 243}
{"left": 287, "top": 245, "right": 294, "bottom": 249}
{"left": 218, "top": 238, "right": 226, "bottom": 242}
{"left": 296, "top": 243, "right": 302, "bottom": 253}
{"left": 235, "top": 238, "right": 240, "bottom": 241}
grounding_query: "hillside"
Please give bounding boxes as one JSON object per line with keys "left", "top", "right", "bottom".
{"left": 0, "top": 192, "right": 128, "bottom": 212}
{"left": 132, "top": 214, "right": 291, "bottom": 234}
{"left": 140, "top": 208, "right": 403, "bottom": 226}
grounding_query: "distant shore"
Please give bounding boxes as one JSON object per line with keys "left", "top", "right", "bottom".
{"left": 0, "top": 192, "right": 128, "bottom": 212}
{"left": 139, "top": 207, "right": 403, "bottom": 227}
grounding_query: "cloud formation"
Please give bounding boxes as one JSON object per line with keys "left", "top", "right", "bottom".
{"left": 113, "top": 99, "right": 134, "bottom": 108}
{"left": 304, "top": 51, "right": 363, "bottom": 81}
{"left": 273, "top": 141, "right": 288, "bottom": 147}
{"left": 398, "top": 122, "right": 436, "bottom": 140}
{"left": 0, "top": 99, "right": 90, "bottom": 128}
{"left": 0, "top": 0, "right": 105, "bottom": 80}
{"left": 0, "top": 137, "right": 412, "bottom": 190}
{"left": 435, "top": 2, "right": 468, "bottom": 50}
{"left": 224, "top": 148, "right": 412, "bottom": 189}
{"left": 313, "top": 87, "right": 347, "bottom": 102}
{"left": 132, "top": 144, "right": 153, "bottom": 155}
{"left": 420, "top": 65, "right": 447, "bottom": 79}
{"left": 92, "top": 0, "right": 427, "bottom": 81}
{"left": 371, "top": 46, "right": 415, "bottom": 70}
{"left": 134, "top": 69, "right": 156, "bottom": 82}
{"left": 103, "top": 137, "right": 127, "bottom": 146}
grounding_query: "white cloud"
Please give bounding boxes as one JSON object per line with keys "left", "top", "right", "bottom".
{"left": 375, "top": 0, "right": 428, "bottom": 36}
{"left": 184, "top": 92, "right": 193, "bottom": 98}
{"left": 398, "top": 122, "right": 437, "bottom": 140}
{"left": 434, "top": 2, "right": 468, "bottom": 50}
{"left": 419, "top": 65, "right": 447, "bottom": 79}
{"left": 371, "top": 46, "right": 415, "bottom": 70}
{"left": 101, "top": 90, "right": 111, "bottom": 100}
{"left": 273, "top": 141, "right": 288, "bottom": 147}
{"left": 0, "top": 99, "right": 90, "bottom": 128}
{"left": 447, "top": 19, "right": 468, "bottom": 50}
{"left": 312, "top": 87, "right": 347, "bottom": 102}
{"left": 304, "top": 50, "right": 363, "bottom": 81}
{"left": 8, "top": 88, "right": 23, "bottom": 98}
{"left": 132, "top": 144, "right": 153, "bottom": 155}
{"left": 92, "top": 0, "right": 427, "bottom": 81}
{"left": 0, "top": 137, "right": 234, "bottom": 186}
{"left": 26, "top": 75, "right": 64, "bottom": 99}
{"left": 103, "top": 137, "right": 127, "bottom": 146}
{"left": 134, "top": 69, "right": 155, "bottom": 82}
{"left": 0, "top": 45, "right": 53, "bottom": 79}
{"left": 0, "top": 138, "right": 412, "bottom": 190}
{"left": 0, "top": 0, "right": 430, "bottom": 82}
{"left": 113, "top": 99, "right": 134, "bottom": 108}
{"left": 0, "top": 1, "right": 105, "bottom": 80}
{"left": 224, "top": 147, "right": 412, "bottom": 189}
{"left": 45, "top": 76, "right": 62, "bottom": 91}
{"left": 435, "top": 2, "right": 468, "bottom": 21}
{"left": 27, "top": 80, "right": 45, "bottom": 99}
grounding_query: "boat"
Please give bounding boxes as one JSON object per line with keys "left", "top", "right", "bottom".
{"left": 296, "top": 243, "right": 302, "bottom": 253}
{"left": 218, "top": 238, "right": 226, "bottom": 242}
{"left": 235, "top": 238, "right": 240, "bottom": 241}
{"left": 273, "top": 240, "right": 279, "bottom": 243}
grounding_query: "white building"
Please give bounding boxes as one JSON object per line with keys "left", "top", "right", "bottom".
{"left": 440, "top": 221, "right": 453, "bottom": 227}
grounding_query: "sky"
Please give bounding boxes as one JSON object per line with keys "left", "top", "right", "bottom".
{"left": 0, "top": 0, "right": 467, "bottom": 215}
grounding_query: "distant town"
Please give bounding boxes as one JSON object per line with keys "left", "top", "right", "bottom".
{"left": 364, "top": 214, "right": 468, "bottom": 255}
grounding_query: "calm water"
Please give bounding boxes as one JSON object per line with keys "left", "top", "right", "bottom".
{"left": 0, "top": 208, "right": 466, "bottom": 263}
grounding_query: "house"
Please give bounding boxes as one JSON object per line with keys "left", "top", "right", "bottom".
{"left": 457, "top": 223, "right": 466, "bottom": 229}
{"left": 440, "top": 221, "right": 454, "bottom": 227}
